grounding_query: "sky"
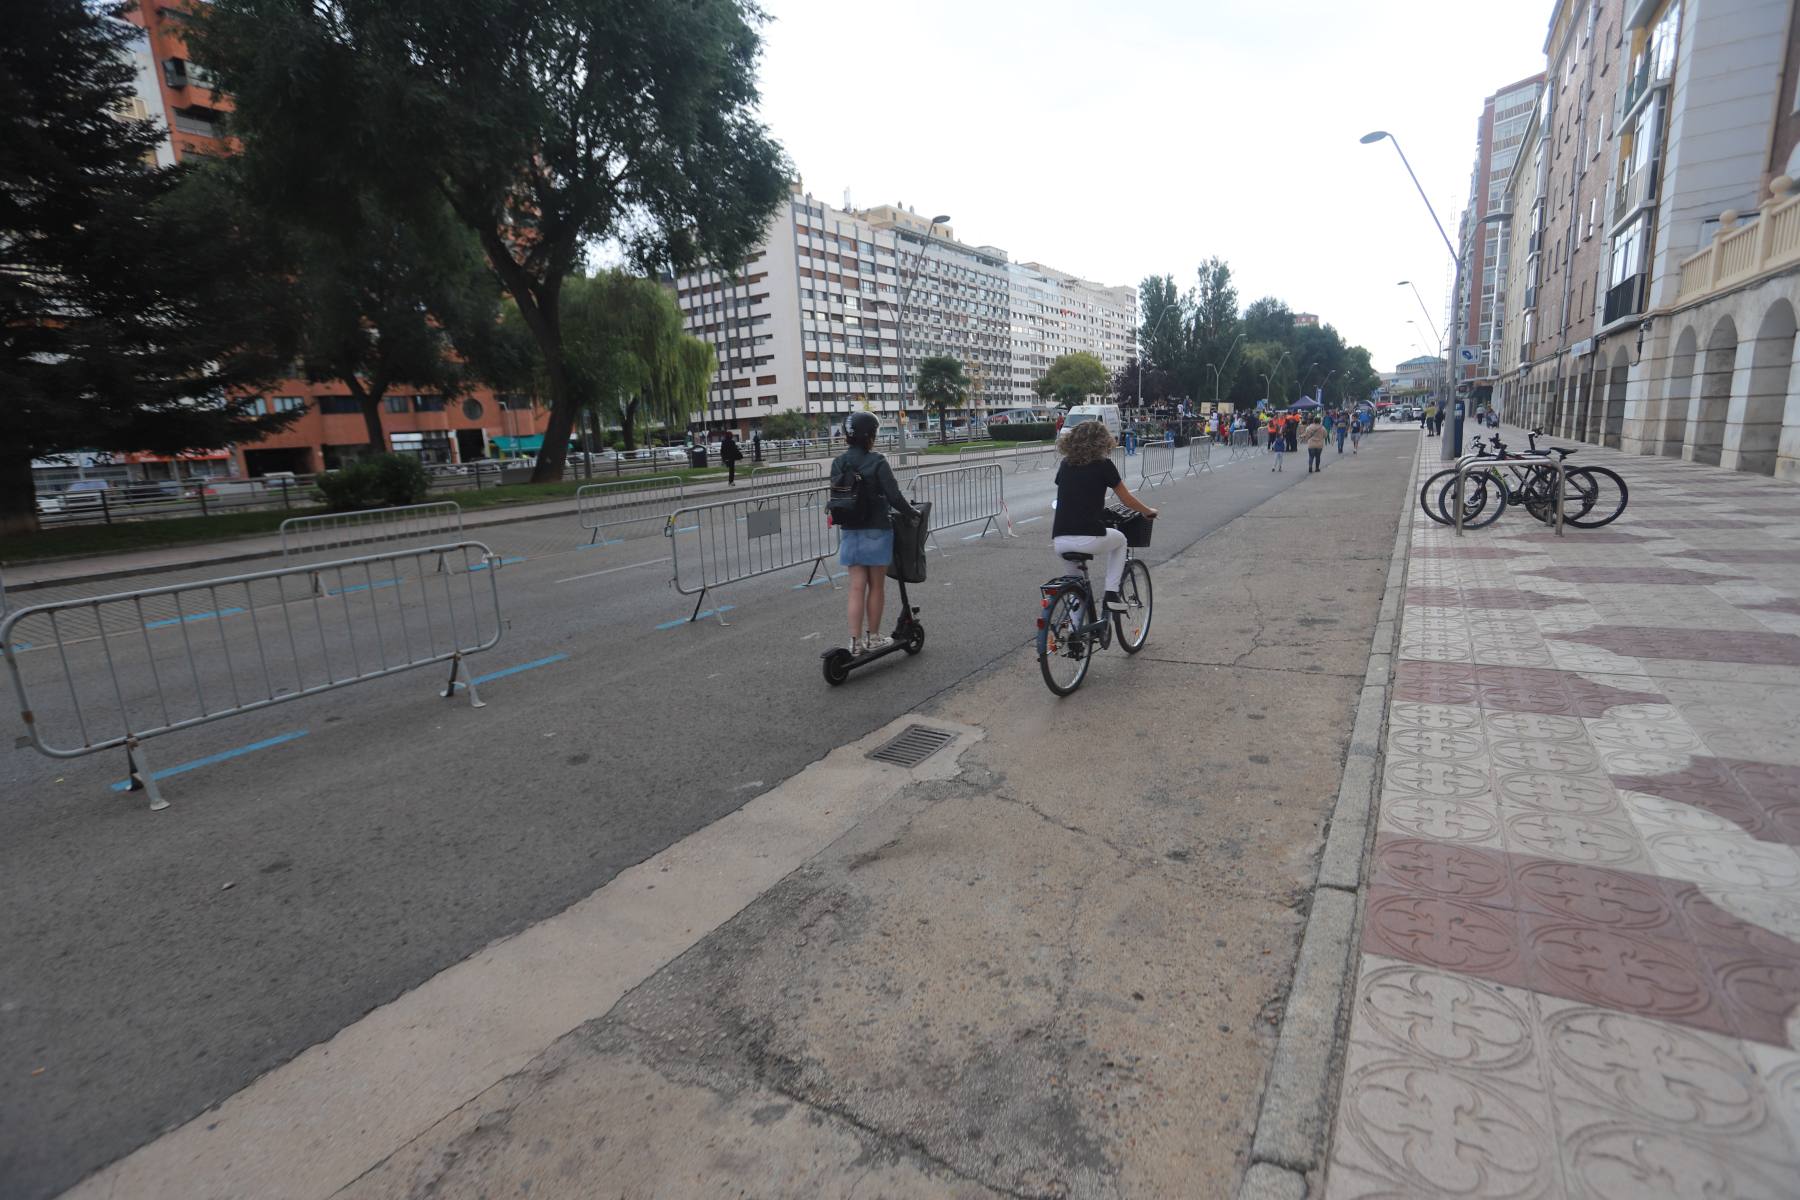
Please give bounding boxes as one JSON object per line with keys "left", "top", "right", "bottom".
{"left": 751, "top": 0, "right": 1550, "bottom": 374}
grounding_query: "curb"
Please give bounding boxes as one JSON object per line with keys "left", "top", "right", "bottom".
{"left": 1237, "top": 434, "right": 1421, "bottom": 1197}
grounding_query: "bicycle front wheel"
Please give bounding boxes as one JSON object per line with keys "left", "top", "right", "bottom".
{"left": 1037, "top": 585, "right": 1092, "bottom": 696}
{"left": 1419, "top": 468, "right": 1456, "bottom": 525}
{"left": 1563, "top": 466, "right": 1628, "bottom": 528}
{"left": 1435, "top": 471, "right": 1505, "bottom": 528}
{"left": 1115, "top": 560, "right": 1153, "bottom": 653}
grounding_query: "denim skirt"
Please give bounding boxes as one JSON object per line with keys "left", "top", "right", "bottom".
{"left": 838, "top": 527, "right": 894, "bottom": 567}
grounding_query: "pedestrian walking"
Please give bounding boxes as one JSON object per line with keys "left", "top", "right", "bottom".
{"left": 1303, "top": 416, "right": 1326, "bottom": 472}
{"left": 751, "top": 430, "right": 763, "bottom": 463}
{"left": 1270, "top": 424, "right": 1286, "bottom": 471}
{"left": 1350, "top": 419, "right": 1362, "bottom": 454}
{"left": 829, "top": 412, "right": 920, "bottom": 654}
{"left": 1285, "top": 417, "right": 1299, "bottom": 453}
{"left": 1335, "top": 416, "right": 1348, "bottom": 454}
{"left": 720, "top": 429, "right": 743, "bottom": 485}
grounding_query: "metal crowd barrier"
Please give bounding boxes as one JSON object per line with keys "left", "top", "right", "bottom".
{"left": 747, "top": 461, "right": 825, "bottom": 491}
{"left": 1184, "top": 436, "right": 1214, "bottom": 477}
{"left": 664, "top": 484, "right": 838, "bottom": 624}
{"left": 1008, "top": 443, "right": 1057, "bottom": 473}
{"left": 1225, "top": 430, "right": 1252, "bottom": 460}
{"left": 578, "top": 475, "right": 685, "bottom": 545}
{"left": 1452, "top": 452, "right": 1564, "bottom": 538}
{"left": 907, "top": 463, "right": 1009, "bottom": 543}
{"left": 1, "top": 541, "right": 505, "bottom": 810}
{"left": 280, "top": 501, "right": 463, "bottom": 560}
{"left": 1139, "top": 439, "right": 1177, "bottom": 488}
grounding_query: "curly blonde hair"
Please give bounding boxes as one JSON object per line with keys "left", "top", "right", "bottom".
{"left": 1059, "top": 420, "right": 1114, "bottom": 466}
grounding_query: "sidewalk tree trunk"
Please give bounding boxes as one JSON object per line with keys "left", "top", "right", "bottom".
{"left": 1, "top": 0, "right": 301, "bottom": 538}
{"left": 196, "top": 0, "right": 789, "bottom": 485}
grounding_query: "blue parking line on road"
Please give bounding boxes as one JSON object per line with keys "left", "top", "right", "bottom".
{"left": 960, "top": 531, "right": 992, "bottom": 541}
{"left": 672, "top": 524, "right": 699, "bottom": 533}
{"left": 144, "top": 606, "right": 245, "bottom": 630}
{"left": 655, "top": 606, "right": 736, "bottom": 630}
{"left": 461, "top": 653, "right": 569, "bottom": 687}
{"left": 109, "top": 730, "right": 308, "bottom": 791}
{"left": 1016, "top": 516, "right": 1043, "bottom": 525}
{"left": 792, "top": 572, "right": 846, "bottom": 590}
{"left": 326, "top": 578, "right": 401, "bottom": 597}
{"left": 468, "top": 556, "right": 526, "bottom": 572}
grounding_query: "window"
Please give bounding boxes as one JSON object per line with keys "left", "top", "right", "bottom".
{"left": 318, "top": 395, "right": 360, "bottom": 415}
{"left": 385, "top": 395, "right": 408, "bottom": 414}
{"left": 412, "top": 394, "right": 445, "bottom": 412}
{"left": 172, "top": 109, "right": 220, "bottom": 139}
{"left": 461, "top": 397, "right": 484, "bottom": 421}
{"left": 271, "top": 396, "right": 306, "bottom": 414}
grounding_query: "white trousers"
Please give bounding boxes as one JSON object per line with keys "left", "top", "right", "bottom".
{"left": 1052, "top": 529, "right": 1128, "bottom": 593}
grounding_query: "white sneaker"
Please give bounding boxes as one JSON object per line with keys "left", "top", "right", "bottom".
{"left": 849, "top": 637, "right": 865, "bottom": 654}
{"left": 866, "top": 634, "right": 894, "bottom": 651}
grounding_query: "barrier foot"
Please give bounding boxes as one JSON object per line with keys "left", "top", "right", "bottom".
{"left": 803, "top": 559, "right": 839, "bottom": 591}
{"left": 442, "top": 652, "right": 487, "bottom": 708}
{"left": 125, "top": 738, "right": 168, "bottom": 812}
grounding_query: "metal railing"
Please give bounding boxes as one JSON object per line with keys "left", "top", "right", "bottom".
{"left": 577, "top": 475, "right": 685, "bottom": 545}
{"left": 1184, "top": 436, "right": 1214, "bottom": 477}
{"left": 664, "top": 484, "right": 839, "bottom": 624}
{"left": 746, "top": 460, "right": 826, "bottom": 493}
{"left": 1009, "top": 444, "right": 1058, "bottom": 474}
{"left": 907, "top": 463, "right": 1009, "bottom": 542}
{"left": 1, "top": 541, "right": 504, "bottom": 810}
{"left": 280, "top": 501, "right": 463, "bottom": 560}
{"left": 1139, "top": 438, "right": 1177, "bottom": 488}
{"left": 1226, "top": 430, "right": 1254, "bottom": 460}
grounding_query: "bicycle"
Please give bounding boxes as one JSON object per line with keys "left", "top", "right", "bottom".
{"left": 1036, "top": 508, "right": 1154, "bottom": 696}
{"left": 1421, "top": 429, "right": 1627, "bottom": 529}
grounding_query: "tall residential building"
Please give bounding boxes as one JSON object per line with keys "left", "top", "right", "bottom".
{"left": 1497, "top": 0, "right": 1800, "bottom": 480}
{"left": 673, "top": 187, "right": 1135, "bottom": 432}
{"left": 1454, "top": 73, "right": 1547, "bottom": 399}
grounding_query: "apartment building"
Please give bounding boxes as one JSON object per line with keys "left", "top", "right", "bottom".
{"left": 674, "top": 187, "right": 1135, "bottom": 433}
{"left": 1497, "top": 0, "right": 1800, "bottom": 481}
{"left": 1454, "top": 73, "right": 1547, "bottom": 400}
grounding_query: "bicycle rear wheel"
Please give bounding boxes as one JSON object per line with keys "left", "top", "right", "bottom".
{"left": 1521, "top": 463, "right": 1597, "bottom": 525}
{"left": 1563, "top": 466, "right": 1628, "bottom": 528}
{"left": 1037, "top": 585, "right": 1092, "bottom": 696}
{"left": 1115, "top": 560, "right": 1153, "bottom": 653}
{"left": 1419, "top": 468, "right": 1456, "bottom": 525}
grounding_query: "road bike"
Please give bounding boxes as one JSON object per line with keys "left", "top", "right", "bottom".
{"left": 1036, "top": 508, "right": 1153, "bottom": 696}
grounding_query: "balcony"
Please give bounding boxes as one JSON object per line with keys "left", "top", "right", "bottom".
{"left": 1676, "top": 176, "right": 1800, "bottom": 304}
{"left": 1603, "top": 274, "right": 1645, "bottom": 325}
{"left": 1612, "top": 161, "right": 1658, "bottom": 229}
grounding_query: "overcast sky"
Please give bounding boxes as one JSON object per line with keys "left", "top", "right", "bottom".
{"left": 752, "top": 0, "right": 1549, "bottom": 373}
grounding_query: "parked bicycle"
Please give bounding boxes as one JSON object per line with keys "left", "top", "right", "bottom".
{"left": 1036, "top": 507, "right": 1153, "bottom": 696}
{"left": 1419, "top": 429, "right": 1628, "bottom": 529}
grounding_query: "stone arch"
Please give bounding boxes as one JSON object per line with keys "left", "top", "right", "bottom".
{"left": 1736, "top": 299, "right": 1795, "bottom": 476}
{"left": 1693, "top": 315, "right": 1737, "bottom": 466}
{"left": 1661, "top": 326, "right": 1698, "bottom": 458}
{"left": 1603, "top": 346, "right": 1630, "bottom": 448}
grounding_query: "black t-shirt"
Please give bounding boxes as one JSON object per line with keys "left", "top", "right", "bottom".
{"left": 1052, "top": 458, "right": 1122, "bottom": 538}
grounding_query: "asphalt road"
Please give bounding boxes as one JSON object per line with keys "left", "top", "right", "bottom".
{"left": 0, "top": 434, "right": 1406, "bottom": 1198}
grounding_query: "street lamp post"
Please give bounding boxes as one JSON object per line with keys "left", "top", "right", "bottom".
{"left": 897, "top": 214, "right": 952, "bottom": 453}
{"left": 1296, "top": 360, "right": 1319, "bottom": 404}
{"left": 1361, "top": 130, "right": 1465, "bottom": 458}
{"left": 1137, "top": 302, "right": 1186, "bottom": 410}
{"left": 1397, "top": 280, "right": 1443, "bottom": 347}
{"left": 1209, "top": 331, "right": 1246, "bottom": 410}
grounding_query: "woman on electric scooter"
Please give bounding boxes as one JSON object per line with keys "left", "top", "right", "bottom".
{"left": 1052, "top": 422, "right": 1157, "bottom": 610}
{"left": 831, "top": 412, "right": 920, "bottom": 653}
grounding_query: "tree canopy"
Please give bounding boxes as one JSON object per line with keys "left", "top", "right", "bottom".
{"left": 914, "top": 356, "right": 970, "bottom": 442}
{"left": 1, "top": 0, "right": 300, "bottom": 534}
{"left": 197, "top": 0, "right": 790, "bottom": 481}
{"left": 1034, "top": 352, "right": 1110, "bottom": 408}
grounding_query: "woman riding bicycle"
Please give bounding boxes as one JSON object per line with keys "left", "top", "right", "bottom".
{"left": 1052, "top": 421, "right": 1157, "bottom": 611}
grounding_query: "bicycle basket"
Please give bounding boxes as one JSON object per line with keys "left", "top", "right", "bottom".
{"left": 1104, "top": 507, "right": 1153, "bottom": 548}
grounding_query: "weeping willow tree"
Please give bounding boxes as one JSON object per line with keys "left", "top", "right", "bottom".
{"left": 498, "top": 271, "right": 714, "bottom": 450}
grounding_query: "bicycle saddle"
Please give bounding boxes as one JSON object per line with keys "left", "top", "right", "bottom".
{"left": 1060, "top": 552, "right": 1094, "bottom": 562}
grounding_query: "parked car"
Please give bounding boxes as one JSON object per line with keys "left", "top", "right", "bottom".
{"left": 61, "top": 479, "right": 113, "bottom": 509}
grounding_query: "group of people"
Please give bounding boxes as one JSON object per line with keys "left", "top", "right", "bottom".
{"left": 1261, "top": 408, "right": 1365, "bottom": 474}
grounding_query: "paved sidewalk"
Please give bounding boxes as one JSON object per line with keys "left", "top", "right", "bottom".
{"left": 1322, "top": 433, "right": 1800, "bottom": 1197}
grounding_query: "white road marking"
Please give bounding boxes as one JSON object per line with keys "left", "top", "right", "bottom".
{"left": 554, "top": 557, "right": 671, "bottom": 584}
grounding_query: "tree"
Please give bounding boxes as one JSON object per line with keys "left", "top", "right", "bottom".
{"left": 914, "top": 356, "right": 970, "bottom": 443}
{"left": 1242, "top": 297, "right": 1296, "bottom": 345}
{"left": 501, "top": 271, "right": 714, "bottom": 451}
{"left": 198, "top": 0, "right": 790, "bottom": 484}
{"left": 1, "top": 0, "right": 300, "bottom": 536}
{"left": 223, "top": 164, "right": 501, "bottom": 452}
{"left": 1035, "top": 352, "right": 1110, "bottom": 408}
{"left": 759, "top": 411, "right": 810, "bottom": 440}
{"left": 1137, "top": 274, "right": 1189, "bottom": 385}
{"left": 1188, "top": 257, "right": 1241, "bottom": 403}
{"left": 1111, "top": 358, "right": 1172, "bottom": 408}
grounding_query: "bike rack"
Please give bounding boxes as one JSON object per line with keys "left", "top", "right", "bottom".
{"left": 1452, "top": 451, "right": 1565, "bottom": 537}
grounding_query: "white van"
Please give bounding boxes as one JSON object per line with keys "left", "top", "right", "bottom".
{"left": 1060, "top": 404, "right": 1122, "bottom": 439}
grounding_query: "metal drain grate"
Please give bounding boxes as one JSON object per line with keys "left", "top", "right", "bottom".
{"left": 867, "top": 723, "right": 957, "bottom": 768}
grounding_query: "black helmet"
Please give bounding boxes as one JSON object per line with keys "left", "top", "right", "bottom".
{"left": 845, "top": 412, "right": 880, "bottom": 439}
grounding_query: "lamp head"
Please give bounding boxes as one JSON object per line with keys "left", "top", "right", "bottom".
{"left": 1360, "top": 131, "right": 1390, "bottom": 144}
{"left": 929, "top": 214, "right": 951, "bottom": 226}
{"left": 1397, "top": 280, "right": 1410, "bottom": 286}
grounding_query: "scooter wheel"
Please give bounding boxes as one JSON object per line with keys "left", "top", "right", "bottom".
{"left": 903, "top": 624, "right": 925, "bottom": 655}
{"left": 822, "top": 650, "right": 852, "bottom": 686}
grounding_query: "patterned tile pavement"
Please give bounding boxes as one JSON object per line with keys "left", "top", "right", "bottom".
{"left": 1323, "top": 433, "right": 1800, "bottom": 1199}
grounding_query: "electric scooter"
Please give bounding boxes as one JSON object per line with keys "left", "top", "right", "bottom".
{"left": 820, "top": 502, "right": 930, "bottom": 686}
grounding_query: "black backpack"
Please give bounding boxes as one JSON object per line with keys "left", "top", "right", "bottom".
{"left": 828, "top": 459, "right": 876, "bottom": 525}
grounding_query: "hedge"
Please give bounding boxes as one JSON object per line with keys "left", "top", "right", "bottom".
{"left": 990, "top": 422, "right": 1058, "bottom": 441}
